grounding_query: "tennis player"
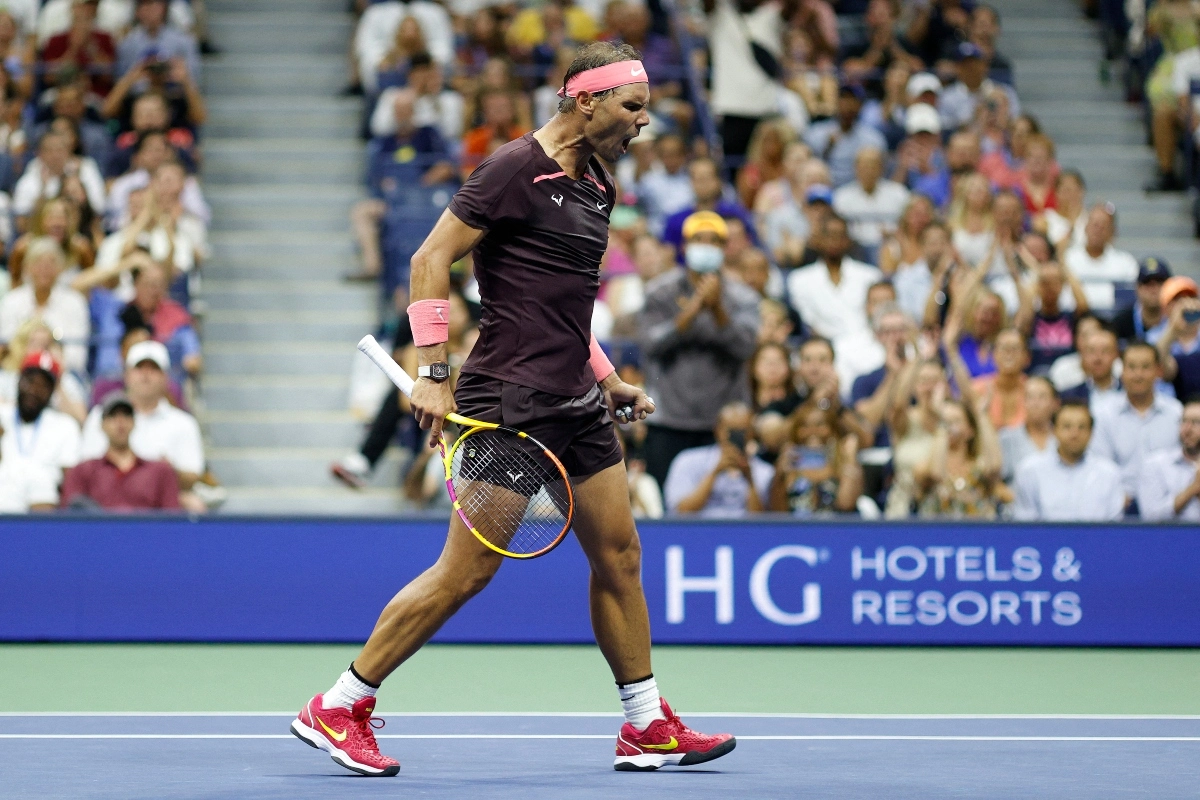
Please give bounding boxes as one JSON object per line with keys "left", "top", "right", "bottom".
{"left": 292, "top": 42, "right": 735, "bottom": 776}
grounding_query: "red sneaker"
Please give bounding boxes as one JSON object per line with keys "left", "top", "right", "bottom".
{"left": 290, "top": 694, "right": 400, "bottom": 776}
{"left": 614, "top": 698, "right": 736, "bottom": 771}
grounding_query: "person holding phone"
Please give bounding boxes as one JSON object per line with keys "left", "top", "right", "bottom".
{"left": 662, "top": 401, "right": 773, "bottom": 517}
{"left": 1156, "top": 276, "right": 1200, "bottom": 404}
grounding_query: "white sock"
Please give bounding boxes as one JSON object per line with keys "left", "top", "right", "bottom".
{"left": 323, "top": 665, "right": 378, "bottom": 710}
{"left": 618, "top": 676, "right": 665, "bottom": 731}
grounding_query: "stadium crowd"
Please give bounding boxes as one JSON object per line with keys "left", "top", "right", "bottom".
{"left": 0, "top": 0, "right": 218, "bottom": 513}
{"left": 330, "top": 0, "right": 1200, "bottom": 524}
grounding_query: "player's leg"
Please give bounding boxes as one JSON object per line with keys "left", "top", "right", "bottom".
{"left": 571, "top": 462, "right": 735, "bottom": 771}
{"left": 291, "top": 512, "right": 502, "bottom": 776}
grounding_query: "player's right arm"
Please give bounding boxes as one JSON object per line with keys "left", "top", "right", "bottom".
{"left": 408, "top": 209, "right": 487, "bottom": 444}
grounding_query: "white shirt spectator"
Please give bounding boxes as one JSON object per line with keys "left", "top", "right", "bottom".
{"left": 0, "top": 457, "right": 58, "bottom": 511}
{"left": 355, "top": 1, "right": 454, "bottom": 93}
{"left": 1090, "top": 393, "right": 1183, "bottom": 499}
{"left": 81, "top": 398, "right": 204, "bottom": 475}
{"left": 786, "top": 257, "right": 882, "bottom": 342}
{"left": 106, "top": 169, "right": 210, "bottom": 230}
{"left": 706, "top": 0, "right": 781, "bottom": 118}
{"left": 1044, "top": 207, "right": 1087, "bottom": 251}
{"left": 1013, "top": 450, "right": 1124, "bottom": 521}
{"left": 893, "top": 259, "right": 933, "bottom": 323}
{"left": 12, "top": 156, "right": 106, "bottom": 216}
{"left": 93, "top": 225, "right": 197, "bottom": 301}
{"left": 1063, "top": 243, "right": 1138, "bottom": 311}
{"left": 0, "top": 403, "right": 81, "bottom": 501}
{"left": 0, "top": 284, "right": 90, "bottom": 372}
{"left": 663, "top": 443, "right": 774, "bottom": 518}
{"left": 638, "top": 165, "right": 695, "bottom": 237}
{"left": 36, "top": 0, "right": 193, "bottom": 44}
{"left": 1138, "top": 446, "right": 1200, "bottom": 522}
{"left": 832, "top": 179, "right": 909, "bottom": 248}
{"left": 370, "top": 85, "right": 465, "bottom": 144}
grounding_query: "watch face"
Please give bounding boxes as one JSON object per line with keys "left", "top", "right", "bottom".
{"left": 430, "top": 362, "right": 450, "bottom": 381}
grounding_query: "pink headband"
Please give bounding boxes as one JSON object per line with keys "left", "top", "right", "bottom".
{"left": 557, "top": 60, "right": 648, "bottom": 98}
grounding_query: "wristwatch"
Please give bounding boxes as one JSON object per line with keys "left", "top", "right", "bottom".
{"left": 418, "top": 362, "right": 451, "bottom": 383}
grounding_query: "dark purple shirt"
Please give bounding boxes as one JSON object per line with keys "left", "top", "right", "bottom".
{"left": 449, "top": 132, "right": 615, "bottom": 396}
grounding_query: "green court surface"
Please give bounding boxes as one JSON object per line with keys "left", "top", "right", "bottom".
{"left": 3, "top": 644, "right": 1199, "bottom": 714}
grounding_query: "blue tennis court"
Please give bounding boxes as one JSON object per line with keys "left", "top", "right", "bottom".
{"left": 4, "top": 712, "right": 1198, "bottom": 799}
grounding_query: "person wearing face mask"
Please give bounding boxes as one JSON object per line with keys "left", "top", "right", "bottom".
{"left": 640, "top": 211, "right": 761, "bottom": 489}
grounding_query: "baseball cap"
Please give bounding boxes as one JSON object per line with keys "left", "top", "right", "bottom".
{"left": 905, "top": 103, "right": 942, "bottom": 135}
{"left": 126, "top": 339, "right": 170, "bottom": 371}
{"left": 805, "top": 184, "right": 833, "bottom": 205}
{"left": 1137, "top": 256, "right": 1172, "bottom": 284}
{"left": 100, "top": 392, "right": 135, "bottom": 417}
{"left": 21, "top": 350, "right": 61, "bottom": 383}
{"left": 906, "top": 72, "right": 943, "bottom": 100}
{"left": 681, "top": 210, "right": 729, "bottom": 241}
{"left": 1161, "top": 276, "right": 1199, "bottom": 307}
{"left": 955, "top": 42, "right": 985, "bottom": 61}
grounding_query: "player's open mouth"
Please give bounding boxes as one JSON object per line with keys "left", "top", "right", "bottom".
{"left": 621, "top": 137, "right": 633, "bottom": 153}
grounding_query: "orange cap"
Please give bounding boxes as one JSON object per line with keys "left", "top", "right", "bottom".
{"left": 1160, "top": 276, "right": 1199, "bottom": 307}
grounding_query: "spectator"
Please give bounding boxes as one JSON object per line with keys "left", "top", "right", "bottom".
{"left": 850, "top": 301, "right": 918, "bottom": 446}
{"left": 1091, "top": 342, "right": 1184, "bottom": 511}
{"left": 892, "top": 102, "right": 943, "bottom": 190}
{"left": 663, "top": 401, "right": 773, "bottom": 517}
{"left": 460, "top": 89, "right": 528, "bottom": 176}
{"left": 1062, "top": 203, "right": 1138, "bottom": 310}
{"left": 371, "top": 53, "right": 463, "bottom": 144}
{"left": 119, "top": 258, "right": 201, "bottom": 383}
{"left": 0, "top": 350, "right": 81, "bottom": 500}
{"left": 640, "top": 211, "right": 760, "bottom": 487}
{"left": 969, "top": 4, "right": 1012, "bottom": 73}
{"left": 840, "top": 0, "right": 920, "bottom": 83}
{"left": 878, "top": 192, "right": 934, "bottom": 278}
{"left": 104, "top": 52, "right": 206, "bottom": 142}
{"left": 662, "top": 157, "right": 756, "bottom": 262}
{"left": 802, "top": 83, "right": 888, "bottom": 188}
{"left": 765, "top": 174, "right": 836, "bottom": 270}
{"left": 37, "top": 0, "right": 194, "bottom": 44}
{"left": 767, "top": 399, "right": 863, "bottom": 515}
{"left": 0, "top": 318, "right": 87, "bottom": 421}
{"left": 1048, "top": 312, "right": 1105, "bottom": 391}
{"left": 894, "top": 218, "right": 948, "bottom": 323}
{"left": 780, "top": 25, "right": 836, "bottom": 123}
{"left": 1138, "top": 399, "right": 1200, "bottom": 521}
{"left": 832, "top": 146, "right": 909, "bottom": 258}
{"left": 106, "top": 132, "right": 209, "bottom": 230}
{"left": 1157, "top": 276, "right": 1200, "bottom": 403}
{"left": 749, "top": 341, "right": 800, "bottom": 416}
{"left": 937, "top": 42, "right": 1020, "bottom": 132}
{"left": 736, "top": 117, "right": 795, "bottom": 209}
{"left": 88, "top": 322, "right": 183, "bottom": 407}
{"left": 373, "top": 17, "right": 429, "bottom": 90}
{"left": 41, "top": 0, "right": 116, "bottom": 95}
{"left": 636, "top": 133, "right": 693, "bottom": 237}
{"left": 116, "top": 0, "right": 200, "bottom": 80}
{"left": 12, "top": 130, "right": 105, "bottom": 224}
{"left": 31, "top": 82, "right": 112, "bottom": 168}
{"left": 1022, "top": 259, "right": 1088, "bottom": 364}
{"left": 0, "top": 237, "right": 90, "bottom": 372}
{"left": 606, "top": 3, "right": 689, "bottom": 131}
{"left": 1043, "top": 170, "right": 1087, "bottom": 255}
{"left": 1013, "top": 401, "right": 1124, "bottom": 521}
{"left": 60, "top": 392, "right": 181, "bottom": 511}
{"left": 0, "top": 9, "right": 33, "bottom": 100}
{"left": 356, "top": 0, "right": 453, "bottom": 95}
{"left": 972, "top": 327, "right": 1029, "bottom": 429}
{"left": 1143, "top": 0, "right": 1200, "bottom": 192}
{"left": 104, "top": 92, "right": 198, "bottom": 177}
{"left": 786, "top": 214, "right": 882, "bottom": 345}
{"left": 7, "top": 197, "right": 95, "bottom": 287}
{"left": 79, "top": 339, "right": 207, "bottom": 512}
{"left": 914, "top": 129, "right": 980, "bottom": 209}
{"left": 703, "top": 0, "right": 784, "bottom": 161}
{"left": 1060, "top": 326, "right": 1123, "bottom": 410}
{"left": 618, "top": 427, "right": 664, "bottom": 520}
{"left": 1014, "top": 133, "right": 1057, "bottom": 219}
{"left": 149, "top": 160, "right": 207, "bottom": 267}
{"left": 1113, "top": 257, "right": 1172, "bottom": 345}
{"left": 947, "top": 171, "right": 993, "bottom": 267}
{"left": 883, "top": 357, "right": 945, "bottom": 518}
{"left": 998, "top": 376, "right": 1059, "bottom": 484}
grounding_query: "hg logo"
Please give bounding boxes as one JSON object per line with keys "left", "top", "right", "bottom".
{"left": 665, "top": 545, "right": 824, "bottom": 626}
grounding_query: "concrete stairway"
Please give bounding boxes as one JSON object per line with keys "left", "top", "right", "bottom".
{"left": 995, "top": 0, "right": 1200, "bottom": 275}
{"left": 201, "top": 0, "right": 406, "bottom": 513}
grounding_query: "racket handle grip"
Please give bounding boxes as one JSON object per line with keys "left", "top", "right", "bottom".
{"left": 357, "top": 334, "right": 416, "bottom": 399}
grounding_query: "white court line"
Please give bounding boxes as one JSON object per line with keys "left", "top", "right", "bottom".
{"left": 0, "top": 735, "right": 1195, "bottom": 743}
{"left": 0, "top": 712, "right": 1195, "bottom": 721}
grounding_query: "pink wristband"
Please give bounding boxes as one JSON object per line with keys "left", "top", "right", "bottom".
{"left": 407, "top": 299, "right": 450, "bottom": 347}
{"left": 589, "top": 334, "right": 615, "bottom": 382}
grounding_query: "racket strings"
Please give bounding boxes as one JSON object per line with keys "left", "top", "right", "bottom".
{"left": 451, "top": 429, "right": 570, "bottom": 555}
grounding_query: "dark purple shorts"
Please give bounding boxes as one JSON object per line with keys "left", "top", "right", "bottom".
{"left": 454, "top": 371, "right": 623, "bottom": 478}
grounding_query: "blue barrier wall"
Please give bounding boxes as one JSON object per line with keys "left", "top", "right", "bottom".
{"left": 1, "top": 517, "right": 1197, "bottom": 645}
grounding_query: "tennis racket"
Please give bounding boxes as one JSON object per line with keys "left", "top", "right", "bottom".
{"left": 356, "top": 335, "right": 574, "bottom": 559}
